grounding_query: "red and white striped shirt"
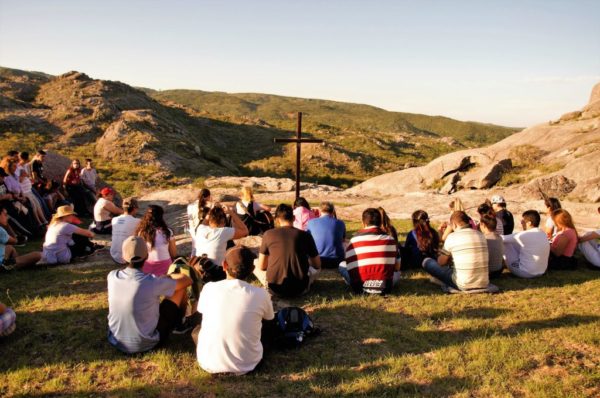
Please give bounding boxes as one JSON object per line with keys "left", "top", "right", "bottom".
{"left": 345, "top": 226, "right": 397, "bottom": 286}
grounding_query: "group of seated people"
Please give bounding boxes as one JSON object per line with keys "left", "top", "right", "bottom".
{"left": 0, "top": 149, "right": 104, "bottom": 269}
{"left": 2, "top": 181, "right": 599, "bottom": 376}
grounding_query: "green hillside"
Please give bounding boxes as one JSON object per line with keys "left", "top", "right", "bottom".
{"left": 147, "top": 89, "right": 520, "bottom": 147}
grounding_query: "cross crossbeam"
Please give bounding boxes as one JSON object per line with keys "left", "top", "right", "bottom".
{"left": 273, "top": 112, "right": 324, "bottom": 199}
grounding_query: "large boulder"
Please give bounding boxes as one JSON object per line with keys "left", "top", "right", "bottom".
{"left": 462, "top": 159, "right": 512, "bottom": 190}
{"left": 582, "top": 82, "right": 600, "bottom": 119}
{"left": 520, "top": 175, "right": 577, "bottom": 200}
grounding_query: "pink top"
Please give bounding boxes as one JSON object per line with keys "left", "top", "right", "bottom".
{"left": 551, "top": 228, "right": 577, "bottom": 257}
{"left": 293, "top": 207, "right": 319, "bottom": 231}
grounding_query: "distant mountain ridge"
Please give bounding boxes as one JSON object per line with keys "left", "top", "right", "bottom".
{"left": 1, "top": 66, "right": 518, "bottom": 194}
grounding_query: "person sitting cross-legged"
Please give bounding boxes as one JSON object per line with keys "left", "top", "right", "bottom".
{"left": 501, "top": 210, "right": 549, "bottom": 278}
{"left": 422, "top": 211, "right": 489, "bottom": 291}
{"left": 479, "top": 214, "right": 505, "bottom": 278}
{"left": 195, "top": 246, "right": 274, "bottom": 375}
{"left": 107, "top": 236, "right": 192, "bottom": 354}
{"left": 339, "top": 208, "right": 401, "bottom": 294}
{"left": 110, "top": 198, "right": 141, "bottom": 265}
{"left": 92, "top": 187, "right": 123, "bottom": 235}
{"left": 0, "top": 204, "right": 42, "bottom": 271}
{"left": 254, "top": 204, "right": 321, "bottom": 297}
{"left": 306, "top": 201, "right": 346, "bottom": 269}
{"left": 548, "top": 209, "right": 579, "bottom": 270}
{"left": 578, "top": 206, "right": 600, "bottom": 269}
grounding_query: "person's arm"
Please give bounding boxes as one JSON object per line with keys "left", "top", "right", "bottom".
{"left": 168, "top": 272, "right": 192, "bottom": 290}
{"left": 437, "top": 254, "right": 451, "bottom": 266}
{"left": 441, "top": 224, "right": 453, "bottom": 241}
{"left": 168, "top": 237, "right": 177, "bottom": 259}
{"left": 551, "top": 234, "right": 569, "bottom": 256}
{"left": 0, "top": 192, "right": 13, "bottom": 201}
{"left": 579, "top": 231, "right": 600, "bottom": 243}
{"left": 6, "top": 235, "right": 17, "bottom": 245}
{"left": 308, "top": 255, "right": 321, "bottom": 270}
{"left": 227, "top": 206, "right": 248, "bottom": 239}
{"left": 258, "top": 202, "right": 271, "bottom": 212}
{"left": 73, "top": 226, "right": 94, "bottom": 238}
{"left": 63, "top": 169, "right": 71, "bottom": 185}
{"left": 257, "top": 253, "right": 269, "bottom": 271}
{"left": 104, "top": 201, "right": 124, "bottom": 216}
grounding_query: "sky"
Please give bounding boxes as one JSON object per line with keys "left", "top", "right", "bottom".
{"left": 0, "top": 0, "right": 599, "bottom": 127}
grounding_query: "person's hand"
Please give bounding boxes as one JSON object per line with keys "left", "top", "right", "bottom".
{"left": 222, "top": 204, "right": 232, "bottom": 215}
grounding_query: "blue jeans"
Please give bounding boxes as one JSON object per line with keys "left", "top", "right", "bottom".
{"left": 422, "top": 258, "right": 458, "bottom": 289}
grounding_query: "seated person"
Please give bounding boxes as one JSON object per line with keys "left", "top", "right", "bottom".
{"left": 477, "top": 202, "right": 504, "bottom": 235}
{"left": 479, "top": 215, "right": 504, "bottom": 278}
{"left": 193, "top": 204, "right": 248, "bottom": 267}
{"left": 578, "top": 206, "right": 600, "bottom": 268}
{"left": 439, "top": 199, "right": 478, "bottom": 241}
{"left": 42, "top": 205, "right": 97, "bottom": 264}
{"left": 107, "top": 236, "right": 192, "bottom": 354}
{"left": 422, "top": 211, "right": 489, "bottom": 291}
{"left": 403, "top": 210, "right": 440, "bottom": 269}
{"left": 293, "top": 197, "right": 318, "bottom": 231}
{"left": 549, "top": 209, "right": 578, "bottom": 270}
{"left": 543, "top": 197, "right": 562, "bottom": 239}
{"left": 110, "top": 198, "right": 141, "bottom": 265}
{"left": 187, "top": 188, "right": 212, "bottom": 240}
{"left": 136, "top": 205, "right": 176, "bottom": 276}
{"left": 92, "top": 188, "right": 123, "bottom": 234}
{"left": 0, "top": 301, "right": 16, "bottom": 337}
{"left": 254, "top": 204, "right": 321, "bottom": 297}
{"left": 63, "top": 159, "right": 90, "bottom": 217}
{"left": 0, "top": 204, "right": 42, "bottom": 271}
{"left": 491, "top": 195, "right": 514, "bottom": 235}
{"left": 306, "top": 202, "right": 346, "bottom": 269}
{"left": 195, "top": 246, "right": 274, "bottom": 375}
{"left": 236, "top": 186, "right": 272, "bottom": 236}
{"left": 339, "top": 208, "right": 401, "bottom": 294}
{"left": 502, "top": 210, "right": 549, "bottom": 278}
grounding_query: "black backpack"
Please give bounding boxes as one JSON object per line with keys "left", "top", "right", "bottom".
{"left": 274, "top": 307, "right": 320, "bottom": 348}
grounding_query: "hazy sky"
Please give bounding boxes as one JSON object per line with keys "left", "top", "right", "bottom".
{"left": 1, "top": 0, "right": 599, "bottom": 126}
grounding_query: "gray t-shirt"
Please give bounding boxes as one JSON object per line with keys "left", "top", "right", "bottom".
{"left": 107, "top": 268, "right": 176, "bottom": 354}
{"left": 42, "top": 222, "right": 78, "bottom": 264}
{"left": 485, "top": 232, "right": 504, "bottom": 273}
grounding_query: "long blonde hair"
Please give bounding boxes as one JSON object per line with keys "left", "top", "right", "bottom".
{"left": 449, "top": 198, "right": 465, "bottom": 212}
{"left": 241, "top": 186, "right": 254, "bottom": 202}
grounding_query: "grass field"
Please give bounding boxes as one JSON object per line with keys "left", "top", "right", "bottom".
{"left": 1, "top": 220, "right": 599, "bottom": 397}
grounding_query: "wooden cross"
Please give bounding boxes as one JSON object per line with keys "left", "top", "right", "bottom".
{"left": 274, "top": 112, "right": 324, "bottom": 200}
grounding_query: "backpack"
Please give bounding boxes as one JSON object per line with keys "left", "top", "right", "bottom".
{"left": 237, "top": 201, "right": 274, "bottom": 236}
{"left": 274, "top": 306, "right": 320, "bottom": 348}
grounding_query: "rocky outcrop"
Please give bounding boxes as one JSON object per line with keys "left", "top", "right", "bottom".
{"left": 520, "top": 175, "right": 577, "bottom": 200}
{"left": 349, "top": 82, "right": 600, "bottom": 202}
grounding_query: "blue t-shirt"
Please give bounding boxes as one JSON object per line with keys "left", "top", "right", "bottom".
{"left": 0, "top": 226, "right": 9, "bottom": 263}
{"left": 107, "top": 267, "right": 177, "bottom": 354}
{"left": 307, "top": 216, "right": 346, "bottom": 260}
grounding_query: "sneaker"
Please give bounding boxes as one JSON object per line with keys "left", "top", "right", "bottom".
{"left": 172, "top": 317, "right": 195, "bottom": 335}
{"left": 1, "top": 259, "right": 16, "bottom": 271}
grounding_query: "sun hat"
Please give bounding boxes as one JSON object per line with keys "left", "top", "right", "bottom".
{"left": 54, "top": 205, "right": 77, "bottom": 218}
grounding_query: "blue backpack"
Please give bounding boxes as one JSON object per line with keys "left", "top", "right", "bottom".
{"left": 275, "top": 307, "right": 320, "bottom": 348}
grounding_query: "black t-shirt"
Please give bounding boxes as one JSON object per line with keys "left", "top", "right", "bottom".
{"left": 260, "top": 226, "right": 318, "bottom": 297}
{"left": 497, "top": 209, "right": 514, "bottom": 235}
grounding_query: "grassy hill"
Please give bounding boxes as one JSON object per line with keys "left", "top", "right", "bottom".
{"left": 146, "top": 89, "right": 519, "bottom": 147}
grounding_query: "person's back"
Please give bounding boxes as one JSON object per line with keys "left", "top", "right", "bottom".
{"left": 508, "top": 228, "right": 549, "bottom": 275}
{"left": 260, "top": 226, "right": 316, "bottom": 296}
{"left": 444, "top": 226, "right": 489, "bottom": 290}
{"left": 306, "top": 205, "right": 345, "bottom": 268}
{"left": 94, "top": 197, "right": 111, "bottom": 222}
{"left": 196, "top": 246, "right": 273, "bottom": 375}
{"left": 197, "top": 279, "right": 272, "bottom": 374}
{"left": 111, "top": 214, "right": 141, "bottom": 264}
{"left": 107, "top": 267, "right": 175, "bottom": 353}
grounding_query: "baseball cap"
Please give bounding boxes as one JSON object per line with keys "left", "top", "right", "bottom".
{"left": 122, "top": 236, "right": 148, "bottom": 263}
{"left": 100, "top": 187, "right": 114, "bottom": 196}
{"left": 224, "top": 246, "right": 256, "bottom": 268}
{"left": 491, "top": 195, "right": 506, "bottom": 204}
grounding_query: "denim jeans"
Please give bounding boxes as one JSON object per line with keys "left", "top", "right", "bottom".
{"left": 422, "top": 258, "right": 458, "bottom": 289}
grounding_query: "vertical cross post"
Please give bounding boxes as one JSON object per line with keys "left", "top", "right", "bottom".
{"left": 274, "top": 112, "right": 324, "bottom": 200}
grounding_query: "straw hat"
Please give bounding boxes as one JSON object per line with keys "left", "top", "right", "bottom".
{"left": 54, "top": 205, "right": 77, "bottom": 219}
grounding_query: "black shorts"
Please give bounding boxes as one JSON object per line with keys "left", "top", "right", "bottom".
{"left": 156, "top": 299, "right": 183, "bottom": 345}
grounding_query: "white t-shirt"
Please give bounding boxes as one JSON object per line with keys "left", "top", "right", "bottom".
{"left": 197, "top": 279, "right": 274, "bottom": 375}
{"left": 110, "top": 215, "right": 141, "bottom": 264}
{"left": 187, "top": 202, "right": 201, "bottom": 237}
{"left": 545, "top": 217, "right": 556, "bottom": 238}
{"left": 193, "top": 225, "right": 235, "bottom": 266}
{"left": 502, "top": 227, "right": 550, "bottom": 276}
{"left": 147, "top": 229, "right": 173, "bottom": 262}
{"left": 94, "top": 198, "right": 112, "bottom": 222}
